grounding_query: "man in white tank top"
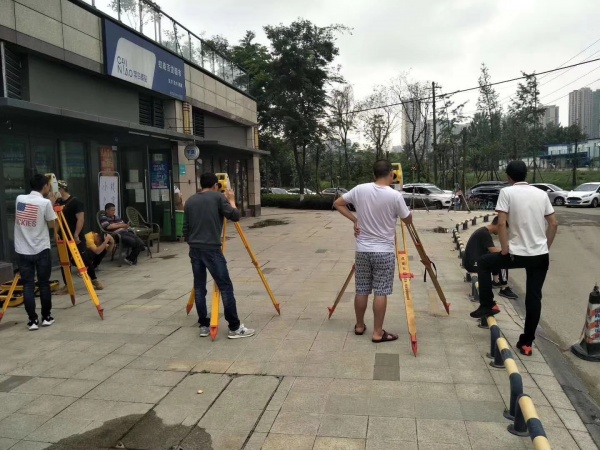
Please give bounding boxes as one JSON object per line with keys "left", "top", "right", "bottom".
{"left": 334, "top": 160, "right": 412, "bottom": 343}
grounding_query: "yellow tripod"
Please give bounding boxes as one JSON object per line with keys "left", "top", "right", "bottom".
{"left": 53, "top": 205, "right": 104, "bottom": 319}
{"left": 186, "top": 219, "right": 281, "bottom": 340}
{"left": 396, "top": 223, "right": 417, "bottom": 356}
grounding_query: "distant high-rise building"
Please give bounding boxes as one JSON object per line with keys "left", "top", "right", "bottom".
{"left": 401, "top": 100, "right": 424, "bottom": 148}
{"left": 569, "top": 88, "right": 597, "bottom": 138}
{"left": 540, "top": 105, "right": 559, "bottom": 128}
{"left": 592, "top": 90, "right": 600, "bottom": 139}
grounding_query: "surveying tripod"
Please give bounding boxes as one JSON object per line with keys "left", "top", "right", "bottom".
{"left": 448, "top": 184, "right": 470, "bottom": 213}
{"left": 186, "top": 218, "right": 281, "bottom": 340}
{"left": 0, "top": 206, "right": 104, "bottom": 323}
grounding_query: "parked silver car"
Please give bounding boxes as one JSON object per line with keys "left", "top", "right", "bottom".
{"left": 402, "top": 185, "right": 452, "bottom": 209}
{"left": 530, "top": 183, "right": 569, "bottom": 206}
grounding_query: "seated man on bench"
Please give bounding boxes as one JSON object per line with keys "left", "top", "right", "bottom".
{"left": 100, "top": 203, "right": 145, "bottom": 266}
{"left": 462, "top": 216, "right": 518, "bottom": 300}
{"left": 85, "top": 231, "right": 114, "bottom": 271}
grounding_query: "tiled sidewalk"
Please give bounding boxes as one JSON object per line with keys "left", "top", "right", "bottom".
{"left": 0, "top": 208, "right": 595, "bottom": 449}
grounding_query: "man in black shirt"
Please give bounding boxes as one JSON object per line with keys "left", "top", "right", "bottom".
{"left": 462, "top": 217, "right": 517, "bottom": 300}
{"left": 55, "top": 180, "right": 103, "bottom": 291}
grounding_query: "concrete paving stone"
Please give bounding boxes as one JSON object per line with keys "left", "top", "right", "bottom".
{"left": 325, "top": 395, "right": 370, "bottom": 416}
{"left": 328, "top": 379, "right": 371, "bottom": 397}
{"left": 199, "top": 408, "right": 263, "bottom": 431}
{"left": 17, "top": 395, "right": 77, "bottom": 417}
{"left": 337, "top": 364, "right": 374, "bottom": 380}
{"left": 71, "top": 363, "right": 121, "bottom": 382}
{"left": 51, "top": 379, "right": 101, "bottom": 397}
{"left": 544, "top": 389, "right": 576, "bottom": 410}
{"left": 450, "top": 368, "right": 496, "bottom": 385}
{"left": 265, "top": 377, "right": 295, "bottom": 411}
{"left": 0, "top": 376, "right": 33, "bottom": 392}
{"left": 5, "top": 441, "right": 51, "bottom": 450}
{"left": 372, "top": 365, "right": 399, "bottom": 381}
{"left": 400, "top": 367, "right": 453, "bottom": 384}
{"left": 126, "top": 356, "right": 196, "bottom": 372}
{"left": 570, "top": 429, "right": 599, "bottom": 450}
{"left": 0, "top": 438, "right": 17, "bottom": 450}
{"left": 366, "top": 438, "right": 418, "bottom": 450}
{"left": 543, "top": 426, "right": 580, "bottom": 449}
{"left": 13, "top": 378, "right": 67, "bottom": 395}
{"left": 465, "top": 421, "right": 528, "bottom": 449}
{"left": 0, "top": 413, "right": 50, "bottom": 440}
{"left": 256, "top": 410, "right": 279, "bottom": 433}
{"left": 262, "top": 433, "right": 316, "bottom": 450}
{"left": 191, "top": 360, "right": 234, "bottom": 373}
{"left": 374, "top": 353, "right": 400, "bottom": 367}
{"left": 314, "top": 436, "right": 366, "bottom": 450}
{"left": 244, "top": 431, "right": 268, "bottom": 450}
{"left": 113, "top": 343, "right": 155, "bottom": 356}
{"left": 83, "top": 381, "right": 170, "bottom": 403}
{"left": 229, "top": 375, "right": 280, "bottom": 392}
{"left": 554, "top": 407, "right": 587, "bottom": 432}
{"left": 270, "top": 411, "right": 322, "bottom": 435}
{"left": 299, "top": 363, "right": 338, "bottom": 378}
{"left": 281, "top": 391, "right": 329, "bottom": 413}
{"left": 455, "top": 383, "right": 504, "bottom": 403}
{"left": 317, "top": 414, "right": 368, "bottom": 439}
{"left": 368, "top": 397, "right": 415, "bottom": 418}
{"left": 417, "top": 443, "right": 471, "bottom": 450}
{"left": 226, "top": 360, "right": 268, "bottom": 375}
{"left": 366, "top": 416, "right": 417, "bottom": 442}
{"left": 0, "top": 393, "right": 40, "bottom": 416}
{"left": 417, "top": 419, "right": 470, "bottom": 445}
{"left": 413, "top": 399, "right": 464, "bottom": 420}
{"left": 521, "top": 360, "right": 554, "bottom": 376}
{"left": 106, "top": 368, "right": 186, "bottom": 387}
{"left": 458, "top": 400, "right": 508, "bottom": 422}
{"left": 95, "top": 353, "right": 140, "bottom": 368}
{"left": 211, "top": 387, "right": 274, "bottom": 410}
{"left": 531, "top": 373, "right": 563, "bottom": 392}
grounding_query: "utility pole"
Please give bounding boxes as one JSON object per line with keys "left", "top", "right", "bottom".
{"left": 432, "top": 82, "right": 438, "bottom": 185}
{"left": 461, "top": 128, "right": 467, "bottom": 193}
{"left": 532, "top": 80, "right": 538, "bottom": 183}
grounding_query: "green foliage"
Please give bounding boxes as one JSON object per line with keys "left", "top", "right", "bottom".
{"left": 260, "top": 194, "right": 334, "bottom": 210}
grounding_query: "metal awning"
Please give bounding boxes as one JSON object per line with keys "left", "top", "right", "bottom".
{"left": 197, "top": 140, "right": 270, "bottom": 156}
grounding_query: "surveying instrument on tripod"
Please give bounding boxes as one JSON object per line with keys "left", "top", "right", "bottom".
{"left": 185, "top": 173, "right": 280, "bottom": 340}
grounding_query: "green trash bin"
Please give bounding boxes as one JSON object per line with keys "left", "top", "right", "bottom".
{"left": 175, "top": 210, "right": 184, "bottom": 240}
{"left": 162, "top": 209, "right": 171, "bottom": 237}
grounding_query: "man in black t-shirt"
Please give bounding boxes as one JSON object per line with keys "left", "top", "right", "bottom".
{"left": 55, "top": 180, "right": 103, "bottom": 291}
{"left": 463, "top": 217, "right": 518, "bottom": 300}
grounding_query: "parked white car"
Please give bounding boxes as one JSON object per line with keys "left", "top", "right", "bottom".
{"left": 402, "top": 185, "right": 453, "bottom": 209}
{"left": 565, "top": 182, "right": 600, "bottom": 208}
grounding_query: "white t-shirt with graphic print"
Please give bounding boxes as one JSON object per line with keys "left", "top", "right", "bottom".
{"left": 495, "top": 182, "right": 554, "bottom": 256}
{"left": 342, "top": 182, "right": 410, "bottom": 253}
{"left": 14, "top": 191, "right": 57, "bottom": 255}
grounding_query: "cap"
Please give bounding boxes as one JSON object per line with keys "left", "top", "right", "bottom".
{"left": 57, "top": 180, "right": 68, "bottom": 190}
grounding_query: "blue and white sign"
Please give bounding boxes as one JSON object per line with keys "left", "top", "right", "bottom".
{"left": 103, "top": 19, "right": 186, "bottom": 100}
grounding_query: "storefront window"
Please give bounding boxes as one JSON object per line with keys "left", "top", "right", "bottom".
{"left": 1, "top": 136, "right": 27, "bottom": 263}
{"left": 60, "top": 141, "right": 87, "bottom": 197}
{"left": 31, "top": 138, "right": 57, "bottom": 176}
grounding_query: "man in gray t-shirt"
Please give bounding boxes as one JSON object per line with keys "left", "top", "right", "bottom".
{"left": 183, "top": 173, "right": 254, "bottom": 339}
{"left": 334, "top": 160, "right": 412, "bottom": 343}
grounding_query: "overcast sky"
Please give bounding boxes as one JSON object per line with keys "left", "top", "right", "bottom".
{"left": 163, "top": 0, "right": 600, "bottom": 145}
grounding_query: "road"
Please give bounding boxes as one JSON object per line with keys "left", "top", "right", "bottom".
{"left": 508, "top": 205, "right": 600, "bottom": 407}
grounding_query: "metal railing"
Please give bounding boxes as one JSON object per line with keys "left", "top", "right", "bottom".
{"left": 75, "top": 0, "right": 249, "bottom": 93}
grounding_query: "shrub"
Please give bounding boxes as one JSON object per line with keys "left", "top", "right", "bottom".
{"left": 261, "top": 194, "right": 334, "bottom": 210}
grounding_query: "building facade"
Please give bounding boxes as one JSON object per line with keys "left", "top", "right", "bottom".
{"left": 0, "top": 0, "right": 264, "bottom": 267}
{"left": 541, "top": 105, "right": 559, "bottom": 128}
{"left": 569, "top": 88, "right": 596, "bottom": 138}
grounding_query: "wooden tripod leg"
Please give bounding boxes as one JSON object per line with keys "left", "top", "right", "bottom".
{"left": 397, "top": 225, "right": 417, "bottom": 356}
{"left": 405, "top": 223, "right": 451, "bottom": 315}
{"left": 56, "top": 233, "right": 76, "bottom": 306}
{"left": 186, "top": 288, "right": 195, "bottom": 315}
{"left": 0, "top": 274, "right": 20, "bottom": 322}
{"left": 54, "top": 207, "right": 104, "bottom": 319}
{"left": 328, "top": 264, "right": 355, "bottom": 319}
{"left": 209, "top": 220, "right": 228, "bottom": 340}
{"left": 234, "top": 222, "right": 281, "bottom": 315}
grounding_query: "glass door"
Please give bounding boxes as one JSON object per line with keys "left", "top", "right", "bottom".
{"left": 0, "top": 136, "right": 28, "bottom": 264}
{"left": 120, "top": 146, "right": 149, "bottom": 222}
{"left": 148, "top": 149, "right": 173, "bottom": 239}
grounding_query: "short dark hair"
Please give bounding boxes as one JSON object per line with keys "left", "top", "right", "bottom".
{"left": 105, "top": 203, "right": 115, "bottom": 211}
{"left": 30, "top": 174, "right": 50, "bottom": 192}
{"left": 506, "top": 160, "right": 527, "bottom": 182}
{"left": 200, "top": 173, "right": 218, "bottom": 189}
{"left": 373, "top": 160, "right": 392, "bottom": 179}
{"left": 491, "top": 216, "right": 508, "bottom": 227}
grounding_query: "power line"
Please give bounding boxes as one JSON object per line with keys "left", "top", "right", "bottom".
{"left": 539, "top": 63, "right": 600, "bottom": 100}
{"left": 538, "top": 37, "right": 600, "bottom": 81}
{"left": 539, "top": 48, "right": 600, "bottom": 88}
{"left": 345, "top": 56, "right": 600, "bottom": 115}
{"left": 543, "top": 76, "right": 600, "bottom": 106}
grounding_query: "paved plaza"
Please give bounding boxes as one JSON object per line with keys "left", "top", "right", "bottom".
{"left": 0, "top": 208, "right": 596, "bottom": 450}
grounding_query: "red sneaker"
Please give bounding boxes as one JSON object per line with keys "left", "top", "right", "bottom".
{"left": 517, "top": 342, "right": 533, "bottom": 356}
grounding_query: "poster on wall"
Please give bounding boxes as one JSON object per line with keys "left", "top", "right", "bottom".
{"left": 100, "top": 147, "right": 115, "bottom": 172}
{"left": 103, "top": 19, "right": 186, "bottom": 100}
{"left": 99, "top": 174, "right": 120, "bottom": 216}
{"left": 150, "top": 161, "right": 169, "bottom": 189}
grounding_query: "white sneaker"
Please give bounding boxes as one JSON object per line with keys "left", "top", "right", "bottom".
{"left": 27, "top": 320, "right": 39, "bottom": 330}
{"left": 41, "top": 316, "right": 55, "bottom": 327}
{"left": 227, "top": 324, "right": 255, "bottom": 339}
{"left": 199, "top": 326, "right": 210, "bottom": 337}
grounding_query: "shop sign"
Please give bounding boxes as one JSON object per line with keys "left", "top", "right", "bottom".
{"left": 100, "top": 147, "right": 115, "bottom": 172}
{"left": 103, "top": 19, "right": 186, "bottom": 100}
{"left": 150, "top": 161, "right": 169, "bottom": 189}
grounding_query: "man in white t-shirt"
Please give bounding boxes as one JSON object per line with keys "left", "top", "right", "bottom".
{"left": 334, "top": 160, "right": 412, "bottom": 343}
{"left": 14, "top": 174, "right": 58, "bottom": 330}
{"left": 470, "top": 160, "right": 558, "bottom": 356}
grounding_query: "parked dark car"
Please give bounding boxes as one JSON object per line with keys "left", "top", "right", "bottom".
{"left": 467, "top": 185, "right": 504, "bottom": 207}
{"left": 467, "top": 181, "right": 508, "bottom": 195}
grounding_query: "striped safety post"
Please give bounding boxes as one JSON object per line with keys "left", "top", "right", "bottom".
{"left": 495, "top": 337, "right": 524, "bottom": 420}
{"left": 470, "top": 277, "right": 480, "bottom": 303}
{"left": 472, "top": 217, "right": 477, "bottom": 226}
{"left": 485, "top": 317, "right": 502, "bottom": 362}
{"left": 484, "top": 214, "right": 489, "bottom": 222}
{"left": 508, "top": 394, "right": 552, "bottom": 449}
{"left": 463, "top": 220, "right": 468, "bottom": 230}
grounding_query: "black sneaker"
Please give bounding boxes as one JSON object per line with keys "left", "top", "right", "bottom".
{"left": 492, "top": 280, "right": 503, "bottom": 289}
{"left": 42, "top": 316, "right": 55, "bottom": 327}
{"left": 470, "top": 304, "right": 501, "bottom": 319}
{"left": 124, "top": 258, "right": 135, "bottom": 266}
{"left": 516, "top": 341, "right": 533, "bottom": 356}
{"left": 27, "top": 319, "right": 39, "bottom": 331}
{"left": 499, "top": 287, "right": 518, "bottom": 300}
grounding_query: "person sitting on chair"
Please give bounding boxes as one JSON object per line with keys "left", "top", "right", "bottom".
{"left": 84, "top": 231, "right": 115, "bottom": 272}
{"left": 462, "top": 216, "right": 518, "bottom": 300}
{"left": 100, "top": 203, "right": 145, "bottom": 266}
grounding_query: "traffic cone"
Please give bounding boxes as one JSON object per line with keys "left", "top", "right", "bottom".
{"left": 571, "top": 285, "right": 600, "bottom": 362}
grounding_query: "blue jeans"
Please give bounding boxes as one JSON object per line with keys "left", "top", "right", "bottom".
{"left": 189, "top": 248, "right": 240, "bottom": 331}
{"left": 17, "top": 249, "right": 52, "bottom": 321}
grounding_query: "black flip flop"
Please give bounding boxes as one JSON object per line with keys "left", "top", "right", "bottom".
{"left": 354, "top": 324, "right": 367, "bottom": 335}
{"left": 372, "top": 330, "right": 398, "bottom": 343}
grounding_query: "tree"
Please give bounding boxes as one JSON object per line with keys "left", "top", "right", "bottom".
{"left": 358, "top": 86, "right": 400, "bottom": 160}
{"left": 436, "top": 97, "right": 466, "bottom": 188}
{"left": 329, "top": 85, "right": 358, "bottom": 186}
{"left": 109, "top": 0, "right": 160, "bottom": 34}
{"left": 265, "top": 19, "right": 346, "bottom": 199}
{"left": 475, "top": 64, "right": 502, "bottom": 179}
